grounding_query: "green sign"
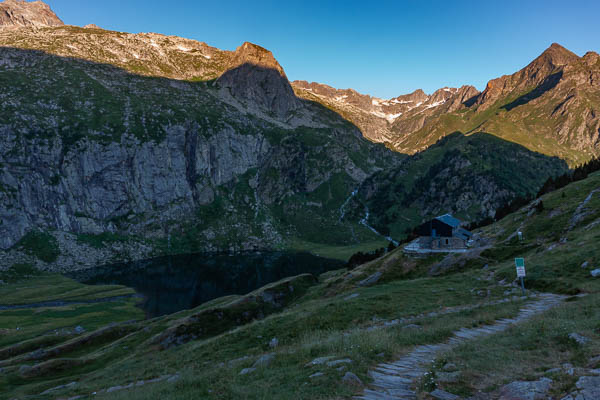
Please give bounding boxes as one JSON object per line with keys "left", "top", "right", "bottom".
{"left": 515, "top": 258, "right": 525, "bottom": 268}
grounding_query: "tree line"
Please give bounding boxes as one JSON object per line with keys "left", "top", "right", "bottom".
{"left": 468, "top": 156, "right": 600, "bottom": 230}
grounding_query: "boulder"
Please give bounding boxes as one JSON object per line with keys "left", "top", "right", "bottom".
{"left": 253, "top": 353, "right": 275, "bottom": 368}
{"left": 561, "top": 375, "right": 600, "bottom": 400}
{"left": 430, "top": 389, "right": 460, "bottom": 400}
{"left": 579, "top": 376, "right": 600, "bottom": 391}
{"left": 437, "top": 371, "right": 461, "bottom": 383}
{"left": 442, "top": 363, "right": 458, "bottom": 372}
{"left": 342, "top": 372, "right": 363, "bottom": 386}
{"left": 239, "top": 367, "right": 255, "bottom": 375}
{"left": 326, "top": 359, "right": 352, "bottom": 367}
{"left": 306, "top": 356, "right": 334, "bottom": 366}
{"left": 545, "top": 367, "right": 562, "bottom": 374}
{"left": 589, "top": 355, "right": 600, "bottom": 368}
{"left": 499, "top": 378, "right": 552, "bottom": 400}
{"left": 569, "top": 333, "right": 590, "bottom": 345}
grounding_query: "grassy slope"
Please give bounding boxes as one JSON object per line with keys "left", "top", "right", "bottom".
{"left": 393, "top": 82, "right": 599, "bottom": 167}
{"left": 0, "top": 173, "right": 599, "bottom": 399}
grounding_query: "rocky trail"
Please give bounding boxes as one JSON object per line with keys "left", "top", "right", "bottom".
{"left": 355, "top": 293, "right": 566, "bottom": 400}
{"left": 567, "top": 187, "right": 600, "bottom": 232}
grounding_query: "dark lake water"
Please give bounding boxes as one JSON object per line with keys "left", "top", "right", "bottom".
{"left": 68, "top": 251, "right": 345, "bottom": 318}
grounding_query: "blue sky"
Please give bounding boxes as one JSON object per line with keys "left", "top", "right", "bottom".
{"left": 46, "top": 0, "right": 599, "bottom": 98}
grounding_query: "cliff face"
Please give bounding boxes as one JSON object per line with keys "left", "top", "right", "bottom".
{"left": 0, "top": 0, "right": 63, "bottom": 28}
{"left": 0, "top": 26, "right": 400, "bottom": 269}
{"left": 217, "top": 42, "right": 300, "bottom": 118}
{"left": 0, "top": 124, "right": 270, "bottom": 249}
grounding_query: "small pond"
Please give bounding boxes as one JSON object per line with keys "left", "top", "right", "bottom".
{"left": 68, "top": 251, "right": 345, "bottom": 317}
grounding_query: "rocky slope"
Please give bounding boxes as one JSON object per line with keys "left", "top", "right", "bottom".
{"left": 292, "top": 81, "right": 479, "bottom": 144}
{"left": 294, "top": 43, "right": 600, "bottom": 165}
{"left": 0, "top": 0, "right": 63, "bottom": 28}
{"left": 0, "top": 21, "right": 399, "bottom": 269}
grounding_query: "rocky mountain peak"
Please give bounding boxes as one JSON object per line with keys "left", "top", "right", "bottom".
{"left": 392, "top": 89, "right": 429, "bottom": 104}
{"left": 0, "top": 0, "right": 63, "bottom": 28}
{"left": 227, "top": 41, "right": 286, "bottom": 77}
{"left": 531, "top": 42, "right": 579, "bottom": 70}
{"left": 217, "top": 41, "right": 299, "bottom": 118}
{"left": 581, "top": 51, "right": 600, "bottom": 66}
{"left": 476, "top": 43, "right": 580, "bottom": 109}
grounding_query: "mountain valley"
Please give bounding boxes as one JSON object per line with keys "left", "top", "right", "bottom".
{"left": 1, "top": 2, "right": 600, "bottom": 400}
{"left": 0, "top": 2, "right": 598, "bottom": 270}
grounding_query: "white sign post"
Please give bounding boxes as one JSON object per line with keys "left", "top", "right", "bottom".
{"left": 515, "top": 258, "right": 526, "bottom": 295}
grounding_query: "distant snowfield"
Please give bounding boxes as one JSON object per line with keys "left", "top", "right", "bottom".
{"left": 296, "top": 84, "right": 452, "bottom": 123}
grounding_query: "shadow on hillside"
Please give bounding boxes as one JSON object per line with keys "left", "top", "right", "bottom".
{"left": 362, "top": 130, "right": 569, "bottom": 238}
{"left": 501, "top": 71, "right": 562, "bottom": 111}
{"left": 418, "top": 131, "right": 568, "bottom": 165}
{"left": 0, "top": 46, "right": 383, "bottom": 144}
{"left": 463, "top": 94, "right": 479, "bottom": 107}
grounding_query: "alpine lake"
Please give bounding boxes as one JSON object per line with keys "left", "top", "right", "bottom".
{"left": 68, "top": 251, "right": 345, "bottom": 318}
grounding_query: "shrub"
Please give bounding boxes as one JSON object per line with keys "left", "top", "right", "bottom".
{"left": 15, "top": 231, "right": 60, "bottom": 263}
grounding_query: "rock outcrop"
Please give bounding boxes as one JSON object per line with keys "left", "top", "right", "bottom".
{"left": 218, "top": 42, "right": 300, "bottom": 118}
{"left": 0, "top": 0, "right": 63, "bottom": 28}
{"left": 498, "top": 377, "right": 553, "bottom": 400}
{"left": 476, "top": 43, "right": 579, "bottom": 109}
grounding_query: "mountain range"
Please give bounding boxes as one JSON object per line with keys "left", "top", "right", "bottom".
{"left": 0, "top": 0, "right": 597, "bottom": 268}
{"left": 293, "top": 43, "right": 600, "bottom": 165}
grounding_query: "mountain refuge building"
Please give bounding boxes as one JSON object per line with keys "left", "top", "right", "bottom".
{"left": 404, "top": 214, "right": 473, "bottom": 254}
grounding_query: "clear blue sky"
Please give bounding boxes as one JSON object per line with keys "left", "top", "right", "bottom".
{"left": 46, "top": 0, "right": 599, "bottom": 99}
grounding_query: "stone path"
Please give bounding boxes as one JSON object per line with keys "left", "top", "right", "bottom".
{"left": 355, "top": 293, "right": 566, "bottom": 400}
{"left": 360, "top": 295, "right": 522, "bottom": 333}
{"left": 567, "top": 187, "right": 600, "bottom": 232}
